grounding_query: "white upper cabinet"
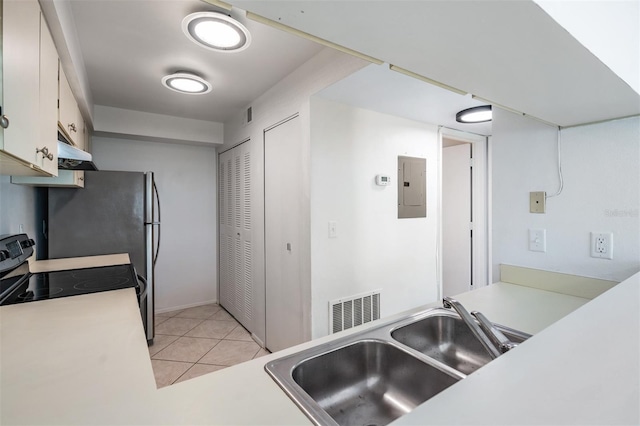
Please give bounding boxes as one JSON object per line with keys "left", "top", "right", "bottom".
{"left": 12, "top": 59, "right": 87, "bottom": 186}
{"left": 38, "top": 13, "right": 60, "bottom": 176}
{"left": 0, "top": 0, "right": 57, "bottom": 176}
{"left": 58, "top": 65, "right": 84, "bottom": 149}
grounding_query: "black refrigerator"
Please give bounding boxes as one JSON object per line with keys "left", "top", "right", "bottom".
{"left": 46, "top": 171, "right": 160, "bottom": 342}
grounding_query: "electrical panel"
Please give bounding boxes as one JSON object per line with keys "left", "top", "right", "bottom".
{"left": 398, "top": 156, "right": 426, "bottom": 219}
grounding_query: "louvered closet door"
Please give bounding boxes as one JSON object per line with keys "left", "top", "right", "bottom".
{"left": 218, "top": 142, "right": 253, "bottom": 330}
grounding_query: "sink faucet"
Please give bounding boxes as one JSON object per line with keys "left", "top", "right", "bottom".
{"left": 442, "top": 297, "right": 501, "bottom": 359}
{"left": 470, "top": 310, "right": 519, "bottom": 354}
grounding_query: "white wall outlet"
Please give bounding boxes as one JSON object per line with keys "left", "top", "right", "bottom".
{"left": 591, "top": 232, "right": 613, "bottom": 259}
{"left": 328, "top": 221, "right": 337, "bottom": 238}
{"left": 529, "top": 229, "right": 546, "bottom": 252}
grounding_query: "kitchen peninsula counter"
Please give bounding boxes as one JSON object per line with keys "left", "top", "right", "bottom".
{"left": 1, "top": 271, "right": 638, "bottom": 425}
{"left": 29, "top": 253, "right": 131, "bottom": 273}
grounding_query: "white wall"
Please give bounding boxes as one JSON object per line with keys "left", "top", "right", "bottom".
{"left": 223, "top": 47, "right": 368, "bottom": 343}
{"left": 310, "top": 97, "right": 440, "bottom": 338}
{"left": 0, "top": 176, "right": 37, "bottom": 238}
{"left": 92, "top": 136, "right": 218, "bottom": 312}
{"left": 492, "top": 110, "right": 640, "bottom": 282}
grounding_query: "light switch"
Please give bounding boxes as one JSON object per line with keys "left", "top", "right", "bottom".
{"left": 529, "top": 229, "right": 546, "bottom": 252}
{"left": 328, "top": 221, "right": 337, "bottom": 238}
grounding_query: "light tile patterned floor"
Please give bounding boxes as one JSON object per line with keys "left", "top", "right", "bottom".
{"left": 149, "top": 303, "right": 270, "bottom": 388}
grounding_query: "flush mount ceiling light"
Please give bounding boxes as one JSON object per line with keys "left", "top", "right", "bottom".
{"left": 182, "top": 11, "right": 251, "bottom": 52}
{"left": 161, "top": 72, "right": 212, "bottom": 95}
{"left": 456, "top": 105, "right": 492, "bottom": 123}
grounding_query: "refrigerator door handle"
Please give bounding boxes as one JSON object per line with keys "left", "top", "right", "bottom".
{"left": 144, "top": 172, "right": 156, "bottom": 342}
{"left": 153, "top": 180, "right": 161, "bottom": 266}
{"left": 145, "top": 221, "right": 154, "bottom": 342}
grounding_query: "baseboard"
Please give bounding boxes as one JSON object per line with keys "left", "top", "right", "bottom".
{"left": 251, "top": 333, "right": 265, "bottom": 349}
{"left": 155, "top": 299, "right": 218, "bottom": 314}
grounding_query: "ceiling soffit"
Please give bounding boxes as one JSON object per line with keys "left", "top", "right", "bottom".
{"left": 230, "top": 0, "right": 640, "bottom": 127}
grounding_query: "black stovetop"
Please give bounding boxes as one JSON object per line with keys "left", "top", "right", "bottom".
{"left": 0, "top": 264, "right": 137, "bottom": 306}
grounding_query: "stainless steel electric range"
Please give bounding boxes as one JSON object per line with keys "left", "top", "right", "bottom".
{"left": 0, "top": 234, "right": 144, "bottom": 314}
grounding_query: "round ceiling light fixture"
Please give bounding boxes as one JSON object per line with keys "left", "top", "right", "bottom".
{"left": 456, "top": 105, "right": 492, "bottom": 123}
{"left": 161, "top": 72, "right": 212, "bottom": 95}
{"left": 182, "top": 11, "right": 251, "bottom": 52}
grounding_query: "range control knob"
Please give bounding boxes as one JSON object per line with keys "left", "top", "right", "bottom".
{"left": 20, "top": 239, "right": 35, "bottom": 248}
{"left": 0, "top": 250, "right": 10, "bottom": 261}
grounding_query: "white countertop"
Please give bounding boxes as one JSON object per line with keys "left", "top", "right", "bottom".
{"left": 397, "top": 272, "right": 640, "bottom": 425}
{"left": 29, "top": 253, "right": 131, "bottom": 273}
{"left": 1, "top": 270, "right": 638, "bottom": 425}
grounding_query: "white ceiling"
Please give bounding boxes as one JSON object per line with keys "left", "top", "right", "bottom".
{"left": 51, "top": 0, "right": 493, "bottom": 136}
{"left": 316, "top": 64, "right": 492, "bottom": 136}
{"left": 52, "top": 0, "right": 638, "bottom": 136}
{"left": 230, "top": 0, "right": 640, "bottom": 127}
{"left": 66, "top": 0, "right": 324, "bottom": 123}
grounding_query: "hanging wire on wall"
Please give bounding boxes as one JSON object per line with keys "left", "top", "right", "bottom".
{"left": 546, "top": 127, "right": 564, "bottom": 199}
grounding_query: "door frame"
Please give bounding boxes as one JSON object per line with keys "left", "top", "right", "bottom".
{"left": 437, "top": 127, "right": 489, "bottom": 300}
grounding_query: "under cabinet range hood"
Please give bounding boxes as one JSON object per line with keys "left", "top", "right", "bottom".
{"left": 57, "top": 132, "right": 98, "bottom": 171}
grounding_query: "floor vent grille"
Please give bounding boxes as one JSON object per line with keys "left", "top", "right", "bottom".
{"left": 330, "top": 290, "right": 381, "bottom": 334}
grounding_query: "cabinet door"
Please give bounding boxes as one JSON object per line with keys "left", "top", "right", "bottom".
{"left": 2, "top": 0, "right": 41, "bottom": 164}
{"left": 76, "top": 112, "right": 86, "bottom": 151}
{"left": 58, "top": 66, "right": 81, "bottom": 146}
{"left": 11, "top": 170, "right": 84, "bottom": 188}
{"left": 37, "top": 14, "right": 59, "bottom": 175}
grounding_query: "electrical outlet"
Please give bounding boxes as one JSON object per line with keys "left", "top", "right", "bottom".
{"left": 529, "top": 229, "right": 546, "bottom": 252}
{"left": 591, "top": 232, "right": 613, "bottom": 259}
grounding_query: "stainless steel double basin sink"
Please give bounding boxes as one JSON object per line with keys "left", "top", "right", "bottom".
{"left": 265, "top": 307, "right": 531, "bottom": 426}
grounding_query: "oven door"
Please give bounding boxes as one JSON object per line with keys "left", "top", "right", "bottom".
{"left": 136, "top": 274, "right": 147, "bottom": 306}
{"left": 0, "top": 270, "right": 31, "bottom": 305}
{"left": 135, "top": 274, "right": 152, "bottom": 344}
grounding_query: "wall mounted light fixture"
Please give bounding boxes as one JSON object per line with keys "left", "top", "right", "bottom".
{"left": 161, "top": 72, "right": 212, "bottom": 95}
{"left": 456, "top": 105, "right": 492, "bottom": 123}
{"left": 182, "top": 11, "right": 251, "bottom": 52}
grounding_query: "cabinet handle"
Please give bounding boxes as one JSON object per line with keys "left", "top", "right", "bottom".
{"left": 0, "top": 115, "right": 9, "bottom": 129}
{"left": 36, "top": 146, "right": 54, "bottom": 161}
{"left": 68, "top": 123, "right": 77, "bottom": 133}
{"left": 78, "top": 176, "right": 84, "bottom": 181}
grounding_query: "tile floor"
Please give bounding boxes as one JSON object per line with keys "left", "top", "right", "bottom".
{"left": 149, "top": 303, "right": 269, "bottom": 388}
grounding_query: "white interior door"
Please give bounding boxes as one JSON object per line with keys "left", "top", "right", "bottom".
{"left": 218, "top": 141, "right": 253, "bottom": 330}
{"left": 442, "top": 143, "right": 472, "bottom": 297}
{"left": 264, "top": 115, "right": 305, "bottom": 352}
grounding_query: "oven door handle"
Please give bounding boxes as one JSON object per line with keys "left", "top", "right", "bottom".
{"left": 136, "top": 274, "right": 147, "bottom": 301}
